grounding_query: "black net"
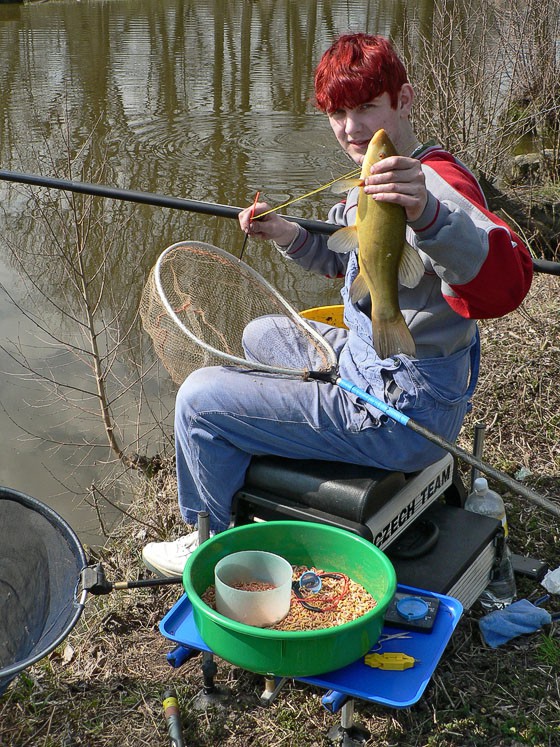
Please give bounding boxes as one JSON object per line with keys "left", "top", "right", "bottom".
{"left": 0, "top": 488, "right": 87, "bottom": 694}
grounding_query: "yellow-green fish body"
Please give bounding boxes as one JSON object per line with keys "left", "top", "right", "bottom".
{"left": 328, "top": 129, "right": 424, "bottom": 359}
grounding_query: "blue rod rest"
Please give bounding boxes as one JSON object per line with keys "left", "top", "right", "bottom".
{"left": 167, "top": 645, "right": 199, "bottom": 668}
{"left": 321, "top": 689, "right": 349, "bottom": 713}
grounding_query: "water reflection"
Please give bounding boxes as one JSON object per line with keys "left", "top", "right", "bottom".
{"left": 0, "top": 0, "right": 545, "bottom": 539}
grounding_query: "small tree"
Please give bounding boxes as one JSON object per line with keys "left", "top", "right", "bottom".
{"left": 0, "top": 130, "right": 175, "bottom": 534}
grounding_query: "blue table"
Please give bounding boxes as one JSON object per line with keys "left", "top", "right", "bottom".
{"left": 160, "top": 584, "right": 462, "bottom": 710}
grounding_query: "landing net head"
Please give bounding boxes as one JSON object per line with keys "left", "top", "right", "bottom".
{"left": 139, "top": 241, "right": 337, "bottom": 385}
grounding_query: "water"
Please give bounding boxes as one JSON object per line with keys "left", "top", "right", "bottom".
{"left": 0, "top": 0, "right": 529, "bottom": 541}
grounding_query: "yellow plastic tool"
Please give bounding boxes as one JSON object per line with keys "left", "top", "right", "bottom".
{"left": 299, "top": 305, "right": 347, "bottom": 329}
{"left": 364, "top": 652, "right": 419, "bottom": 671}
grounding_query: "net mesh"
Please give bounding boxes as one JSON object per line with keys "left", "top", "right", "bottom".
{"left": 139, "top": 241, "right": 336, "bottom": 385}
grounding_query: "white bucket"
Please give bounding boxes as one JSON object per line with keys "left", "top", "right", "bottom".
{"left": 214, "top": 550, "right": 293, "bottom": 627}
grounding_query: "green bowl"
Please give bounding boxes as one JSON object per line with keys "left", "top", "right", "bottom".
{"left": 182, "top": 521, "right": 396, "bottom": 677}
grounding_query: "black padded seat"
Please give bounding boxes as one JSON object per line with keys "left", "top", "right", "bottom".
{"left": 239, "top": 456, "right": 408, "bottom": 524}
{"left": 233, "top": 456, "right": 492, "bottom": 610}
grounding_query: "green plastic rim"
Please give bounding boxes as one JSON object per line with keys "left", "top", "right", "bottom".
{"left": 183, "top": 521, "right": 396, "bottom": 676}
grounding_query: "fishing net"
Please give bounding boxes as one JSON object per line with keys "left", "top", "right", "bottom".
{"left": 0, "top": 488, "right": 87, "bottom": 694}
{"left": 139, "top": 241, "right": 337, "bottom": 385}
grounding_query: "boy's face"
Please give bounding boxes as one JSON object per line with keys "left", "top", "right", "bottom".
{"left": 327, "top": 88, "right": 411, "bottom": 164}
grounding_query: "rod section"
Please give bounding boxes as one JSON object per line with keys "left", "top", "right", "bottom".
{"left": 0, "top": 169, "right": 338, "bottom": 235}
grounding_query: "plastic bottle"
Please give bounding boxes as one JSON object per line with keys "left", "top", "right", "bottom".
{"left": 465, "top": 477, "right": 516, "bottom": 611}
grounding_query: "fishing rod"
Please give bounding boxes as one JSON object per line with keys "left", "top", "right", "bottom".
{"left": 1, "top": 168, "right": 559, "bottom": 276}
{"left": 0, "top": 169, "right": 333, "bottom": 236}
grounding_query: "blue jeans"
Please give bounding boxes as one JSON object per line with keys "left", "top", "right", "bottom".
{"left": 174, "top": 317, "right": 476, "bottom": 532}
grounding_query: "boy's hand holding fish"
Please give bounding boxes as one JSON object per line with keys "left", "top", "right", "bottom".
{"left": 238, "top": 150, "right": 428, "bottom": 248}
{"left": 328, "top": 129, "right": 425, "bottom": 359}
{"left": 363, "top": 153, "right": 428, "bottom": 223}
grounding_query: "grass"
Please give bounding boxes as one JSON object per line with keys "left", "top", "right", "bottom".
{"left": 0, "top": 275, "right": 559, "bottom": 746}
{"left": 535, "top": 635, "right": 560, "bottom": 668}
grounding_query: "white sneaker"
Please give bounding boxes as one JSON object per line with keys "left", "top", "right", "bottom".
{"left": 142, "top": 530, "right": 213, "bottom": 576}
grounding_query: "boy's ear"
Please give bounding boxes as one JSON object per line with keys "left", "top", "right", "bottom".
{"left": 398, "top": 83, "right": 415, "bottom": 116}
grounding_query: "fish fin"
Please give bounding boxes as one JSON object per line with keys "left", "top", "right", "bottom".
{"left": 398, "top": 243, "right": 425, "bottom": 288}
{"left": 331, "top": 178, "right": 363, "bottom": 195}
{"left": 327, "top": 226, "right": 359, "bottom": 254}
{"left": 349, "top": 273, "right": 369, "bottom": 303}
{"left": 373, "top": 315, "right": 417, "bottom": 360}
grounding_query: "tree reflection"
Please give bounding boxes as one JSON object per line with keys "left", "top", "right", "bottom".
{"left": 1, "top": 0, "right": 557, "bottom": 319}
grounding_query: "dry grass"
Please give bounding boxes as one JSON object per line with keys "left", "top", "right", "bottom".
{"left": 464, "top": 274, "right": 560, "bottom": 471}
{"left": 1, "top": 276, "right": 559, "bottom": 747}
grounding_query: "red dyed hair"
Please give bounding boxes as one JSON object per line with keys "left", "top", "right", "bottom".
{"left": 314, "top": 34, "right": 408, "bottom": 113}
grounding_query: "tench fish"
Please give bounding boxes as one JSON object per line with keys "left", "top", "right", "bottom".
{"left": 328, "top": 129, "right": 424, "bottom": 359}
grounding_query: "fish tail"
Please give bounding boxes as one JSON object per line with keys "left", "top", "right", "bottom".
{"left": 372, "top": 316, "right": 416, "bottom": 360}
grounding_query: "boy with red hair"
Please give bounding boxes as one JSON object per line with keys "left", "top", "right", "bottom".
{"left": 143, "top": 34, "right": 532, "bottom": 576}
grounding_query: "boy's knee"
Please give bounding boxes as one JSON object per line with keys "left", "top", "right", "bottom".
{"left": 176, "top": 367, "right": 221, "bottom": 414}
{"left": 176, "top": 366, "right": 250, "bottom": 421}
{"left": 242, "top": 315, "right": 285, "bottom": 361}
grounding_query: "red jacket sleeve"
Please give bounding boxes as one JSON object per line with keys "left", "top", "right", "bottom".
{"left": 420, "top": 151, "right": 533, "bottom": 319}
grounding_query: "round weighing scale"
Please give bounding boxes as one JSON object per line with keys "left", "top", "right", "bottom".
{"left": 395, "top": 596, "right": 430, "bottom": 621}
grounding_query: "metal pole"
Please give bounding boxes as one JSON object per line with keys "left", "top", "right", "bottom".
{"left": 197, "top": 510, "right": 210, "bottom": 543}
{"left": 471, "top": 422, "right": 486, "bottom": 491}
{"left": 340, "top": 699, "right": 355, "bottom": 730}
{"left": 196, "top": 510, "right": 218, "bottom": 696}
